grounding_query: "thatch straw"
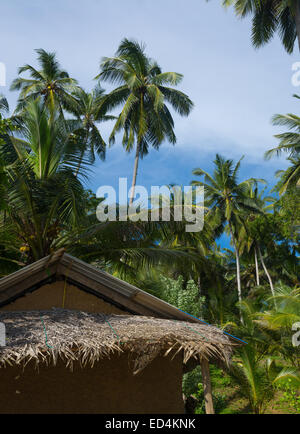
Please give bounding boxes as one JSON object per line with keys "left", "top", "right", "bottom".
{"left": 0, "top": 309, "right": 236, "bottom": 374}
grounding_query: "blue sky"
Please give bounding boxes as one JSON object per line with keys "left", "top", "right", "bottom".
{"left": 1, "top": 0, "right": 298, "bottom": 246}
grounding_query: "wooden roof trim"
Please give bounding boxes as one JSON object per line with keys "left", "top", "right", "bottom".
{"left": 0, "top": 249, "right": 64, "bottom": 294}
{"left": 0, "top": 263, "right": 57, "bottom": 306}
{"left": 58, "top": 254, "right": 139, "bottom": 298}
{"left": 0, "top": 260, "right": 55, "bottom": 293}
{"left": 58, "top": 254, "right": 198, "bottom": 322}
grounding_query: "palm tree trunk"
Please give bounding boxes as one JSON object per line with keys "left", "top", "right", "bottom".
{"left": 229, "top": 222, "right": 244, "bottom": 324}
{"left": 129, "top": 141, "right": 140, "bottom": 206}
{"left": 257, "top": 245, "right": 276, "bottom": 304}
{"left": 295, "top": 1, "right": 300, "bottom": 52}
{"left": 254, "top": 246, "right": 260, "bottom": 286}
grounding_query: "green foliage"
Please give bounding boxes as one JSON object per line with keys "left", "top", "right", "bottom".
{"left": 276, "top": 188, "right": 300, "bottom": 241}
{"left": 255, "top": 284, "right": 300, "bottom": 368}
{"left": 67, "top": 85, "right": 110, "bottom": 174}
{"left": 194, "top": 383, "right": 228, "bottom": 415}
{"left": 0, "top": 100, "right": 89, "bottom": 262}
{"left": 183, "top": 365, "right": 230, "bottom": 414}
{"left": 182, "top": 366, "right": 202, "bottom": 397}
{"left": 97, "top": 38, "right": 193, "bottom": 167}
{"left": 0, "top": 95, "right": 15, "bottom": 144}
{"left": 0, "top": 42, "right": 299, "bottom": 414}
{"left": 228, "top": 345, "right": 275, "bottom": 414}
{"left": 224, "top": 1, "right": 299, "bottom": 53}
{"left": 10, "top": 48, "right": 80, "bottom": 115}
{"left": 183, "top": 363, "right": 232, "bottom": 414}
{"left": 154, "top": 275, "right": 205, "bottom": 318}
{"left": 266, "top": 100, "right": 300, "bottom": 193}
{"left": 210, "top": 365, "right": 231, "bottom": 388}
{"left": 277, "top": 378, "right": 300, "bottom": 413}
{"left": 183, "top": 365, "right": 230, "bottom": 398}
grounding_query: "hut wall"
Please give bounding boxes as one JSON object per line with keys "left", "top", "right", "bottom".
{"left": 0, "top": 282, "right": 129, "bottom": 315}
{"left": 0, "top": 353, "right": 184, "bottom": 413}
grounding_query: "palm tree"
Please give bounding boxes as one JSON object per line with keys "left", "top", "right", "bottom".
{"left": 96, "top": 38, "right": 193, "bottom": 204}
{"left": 0, "top": 95, "right": 9, "bottom": 150}
{"left": 60, "top": 194, "right": 198, "bottom": 283}
{"left": 275, "top": 156, "right": 300, "bottom": 193}
{"left": 256, "top": 284, "right": 300, "bottom": 368}
{"left": 258, "top": 284, "right": 300, "bottom": 328}
{"left": 68, "top": 85, "right": 114, "bottom": 176}
{"left": 0, "top": 95, "right": 20, "bottom": 211}
{"left": 238, "top": 185, "right": 278, "bottom": 299}
{"left": 10, "top": 49, "right": 79, "bottom": 116}
{"left": 224, "top": 0, "right": 300, "bottom": 53}
{"left": 225, "top": 296, "right": 300, "bottom": 413}
{"left": 265, "top": 103, "right": 300, "bottom": 192}
{"left": 228, "top": 343, "right": 299, "bottom": 413}
{"left": 0, "top": 102, "right": 194, "bottom": 273}
{"left": 192, "top": 155, "right": 262, "bottom": 323}
{"left": 0, "top": 95, "right": 9, "bottom": 117}
{"left": 266, "top": 109, "right": 300, "bottom": 159}
{"left": 0, "top": 99, "right": 88, "bottom": 262}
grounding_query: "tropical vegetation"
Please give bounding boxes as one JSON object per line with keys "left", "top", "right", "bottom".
{"left": 0, "top": 38, "right": 299, "bottom": 413}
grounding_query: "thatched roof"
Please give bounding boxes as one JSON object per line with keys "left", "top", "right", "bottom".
{"left": 0, "top": 309, "right": 237, "bottom": 374}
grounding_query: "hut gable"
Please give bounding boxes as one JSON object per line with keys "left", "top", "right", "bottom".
{"left": 0, "top": 250, "right": 212, "bottom": 322}
{"left": 0, "top": 281, "right": 128, "bottom": 315}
